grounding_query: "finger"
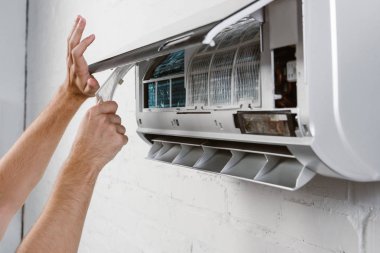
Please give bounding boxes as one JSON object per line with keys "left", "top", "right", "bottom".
{"left": 83, "top": 76, "right": 100, "bottom": 96}
{"left": 68, "top": 17, "right": 86, "bottom": 55}
{"left": 116, "top": 125, "right": 126, "bottom": 135}
{"left": 72, "top": 34, "right": 95, "bottom": 73}
{"left": 67, "top": 16, "right": 80, "bottom": 58}
{"left": 122, "top": 135, "right": 129, "bottom": 145}
{"left": 108, "top": 114, "right": 122, "bottom": 125}
{"left": 72, "top": 34, "right": 95, "bottom": 64}
{"left": 97, "top": 101, "right": 118, "bottom": 114}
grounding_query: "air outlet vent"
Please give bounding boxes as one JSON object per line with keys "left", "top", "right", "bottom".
{"left": 146, "top": 136, "right": 315, "bottom": 191}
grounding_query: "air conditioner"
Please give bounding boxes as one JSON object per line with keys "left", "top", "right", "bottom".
{"left": 89, "top": 0, "right": 380, "bottom": 190}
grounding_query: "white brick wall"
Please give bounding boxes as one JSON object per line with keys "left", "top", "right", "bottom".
{"left": 22, "top": 0, "right": 380, "bottom": 253}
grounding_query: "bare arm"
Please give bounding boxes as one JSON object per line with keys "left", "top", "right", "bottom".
{"left": 17, "top": 101, "right": 128, "bottom": 253}
{"left": 0, "top": 16, "right": 99, "bottom": 238}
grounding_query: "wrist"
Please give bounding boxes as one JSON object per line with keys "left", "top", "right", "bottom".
{"left": 59, "top": 82, "right": 87, "bottom": 108}
{"left": 64, "top": 153, "right": 101, "bottom": 185}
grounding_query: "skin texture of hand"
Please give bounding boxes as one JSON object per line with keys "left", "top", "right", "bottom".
{"left": 64, "top": 15, "right": 99, "bottom": 101}
{"left": 69, "top": 101, "right": 128, "bottom": 172}
{"left": 17, "top": 102, "right": 128, "bottom": 253}
{"left": 0, "top": 15, "right": 100, "bottom": 240}
{"left": 16, "top": 15, "right": 129, "bottom": 250}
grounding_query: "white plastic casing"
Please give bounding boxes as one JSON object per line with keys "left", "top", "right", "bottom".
{"left": 89, "top": 0, "right": 380, "bottom": 189}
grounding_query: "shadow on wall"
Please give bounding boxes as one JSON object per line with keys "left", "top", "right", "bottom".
{"left": 222, "top": 173, "right": 379, "bottom": 252}
{"left": 230, "top": 173, "right": 380, "bottom": 206}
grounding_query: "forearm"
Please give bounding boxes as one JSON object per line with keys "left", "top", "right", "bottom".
{"left": 0, "top": 16, "right": 101, "bottom": 240}
{"left": 17, "top": 100, "right": 127, "bottom": 252}
{"left": 17, "top": 157, "right": 99, "bottom": 253}
{"left": 0, "top": 85, "right": 84, "bottom": 219}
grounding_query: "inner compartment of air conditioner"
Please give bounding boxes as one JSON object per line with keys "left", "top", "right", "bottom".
{"left": 143, "top": 51, "right": 186, "bottom": 109}
{"left": 138, "top": 0, "right": 303, "bottom": 114}
{"left": 273, "top": 46, "right": 297, "bottom": 108}
{"left": 141, "top": 19, "right": 263, "bottom": 111}
{"left": 145, "top": 135, "right": 315, "bottom": 191}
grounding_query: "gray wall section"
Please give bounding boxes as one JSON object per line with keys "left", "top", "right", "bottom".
{"left": 20, "top": 0, "right": 380, "bottom": 253}
{"left": 0, "top": 0, "right": 27, "bottom": 252}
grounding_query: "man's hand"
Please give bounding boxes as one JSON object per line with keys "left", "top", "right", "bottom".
{"left": 12, "top": 17, "right": 128, "bottom": 252}
{"left": 64, "top": 16, "right": 99, "bottom": 100}
{"left": 16, "top": 101, "right": 128, "bottom": 253}
{"left": 69, "top": 101, "right": 128, "bottom": 172}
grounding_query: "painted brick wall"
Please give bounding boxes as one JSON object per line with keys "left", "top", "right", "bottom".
{"left": 23, "top": 0, "right": 380, "bottom": 253}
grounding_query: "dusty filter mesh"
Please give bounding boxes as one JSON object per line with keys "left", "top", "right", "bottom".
{"left": 187, "top": 19, "right": 261, "bottom": 107}
{"left": 187, "top": 55, "right": 212, "bottom": 106}
{"left": 234, "top": 43, "right": 261, "bottom": 104}
{"left": 144, "top": 51, "right": 186, "bottom": 108}
{"left": 152, "top": 51, "right": 184, "bottom": 78}
{"left": 209, "top": 49, "right": 235, "bottom": 106}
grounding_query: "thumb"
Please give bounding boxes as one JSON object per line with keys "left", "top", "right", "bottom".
{"left": 84, "top": 76, "right": 100, "bottom": 96}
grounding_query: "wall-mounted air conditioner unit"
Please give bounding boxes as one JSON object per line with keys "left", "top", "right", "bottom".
{"left": 89, "top": 0, "right": 380, "bottom": 190}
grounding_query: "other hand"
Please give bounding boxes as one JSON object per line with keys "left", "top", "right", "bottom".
{"left": 70, "top": 101, "right": 128, "bottom": 171}
{"left": 64, "top": 16, "right": 99, "bottom": 100}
